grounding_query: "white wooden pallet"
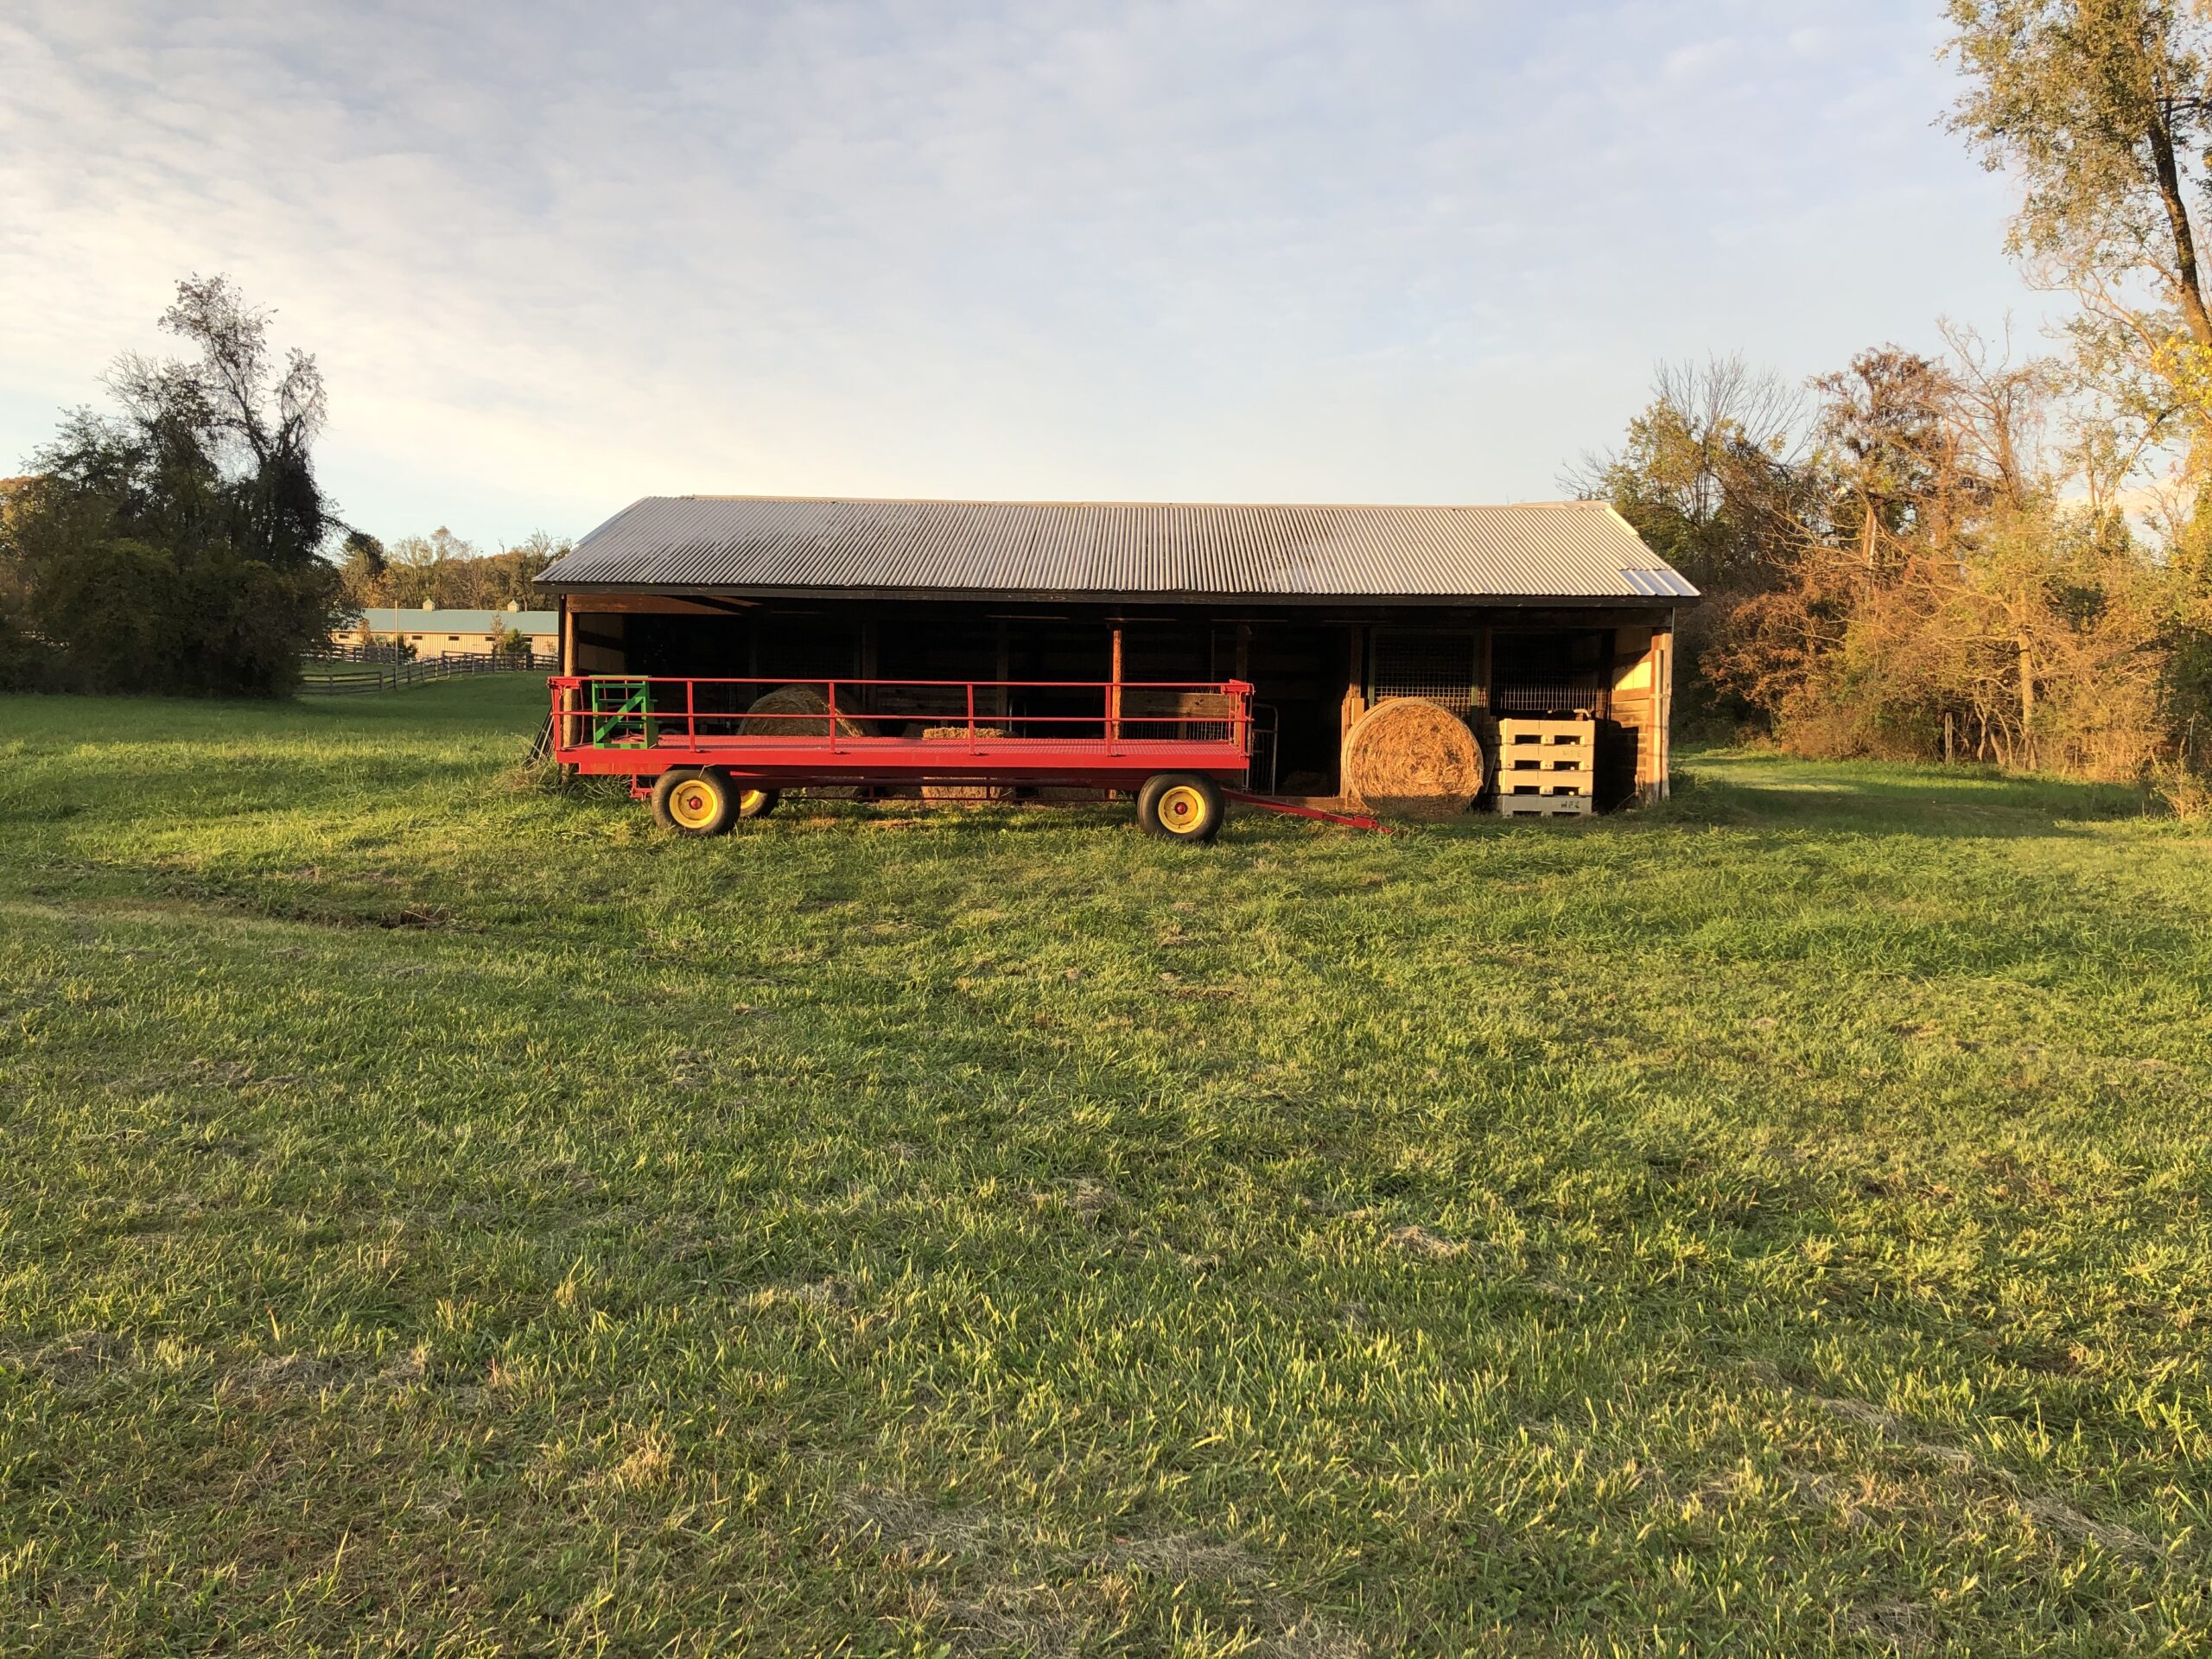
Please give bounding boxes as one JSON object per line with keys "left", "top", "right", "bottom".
{"left": 1495, "top": 716, "right": 1595, "bottom": 817}
{"left": 1495, "top": 793, "right": 1594, "bottom": 818}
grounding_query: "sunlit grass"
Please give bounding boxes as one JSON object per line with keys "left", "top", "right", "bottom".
{"left": 1, "top": 679, "right": 2207, "bottom": 1656}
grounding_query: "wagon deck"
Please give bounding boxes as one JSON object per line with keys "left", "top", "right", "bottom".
{"left": 545, "top": 673, "right": 1337, "bottom": 838}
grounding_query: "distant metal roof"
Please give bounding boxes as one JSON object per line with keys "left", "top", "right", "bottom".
{"left": 536, "top": 497, "right": 1697, "bottom": 605}
{"left": 350, "top": 608, "right": 559, "bottom": 632}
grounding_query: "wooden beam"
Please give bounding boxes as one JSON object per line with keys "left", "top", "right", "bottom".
{"left": 1340, "top": 626, "right": 1366, "bottom": 746}
{"left": 557, "top": 597, "right": 575, "bottom": 764}
{"left": 1109, "top": 623, "right": 1123, "bottom": 742}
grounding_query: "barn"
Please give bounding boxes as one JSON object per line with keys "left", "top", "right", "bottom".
{"left": 532, "top": 496, "right": 1696, "bottom": 810}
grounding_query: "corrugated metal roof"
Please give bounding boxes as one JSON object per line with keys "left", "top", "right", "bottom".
{"left": 536, "top": 497, "right": 1697, "bottom": 604}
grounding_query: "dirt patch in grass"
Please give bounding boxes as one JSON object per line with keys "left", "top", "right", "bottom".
{"left": 16, "top": 1329, "right": 132, "bottom": 1383}
{"left": 1384, "top": 1224, "right": 1467, "bottom": 1260}
{"left": 222, "top": 1352, "right": 352, "bottom": 1400}
{"left": 2019, "top": 1494, "right": 2158, "bottom": 1559}
{"left": 1847, "top": 1599, "right": 1935, "bottom": 1654}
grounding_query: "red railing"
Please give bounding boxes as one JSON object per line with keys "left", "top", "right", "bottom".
{"left": 549, "top": 675, "right": 1255, "bottom": 764}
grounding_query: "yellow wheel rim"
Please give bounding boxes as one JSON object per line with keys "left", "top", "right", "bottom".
{"left": 1158, "top": 784, "right": 1208, "bottom": 834}
{"left": 668, "top": 778, "right": 720, "bottom": 830}
{"left": 737, "top": 789, "right": 767, "bottom": 817}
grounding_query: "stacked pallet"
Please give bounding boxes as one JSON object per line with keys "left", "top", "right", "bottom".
{"left": 1494, "top": 717, "right": 1594, "bottom": 817}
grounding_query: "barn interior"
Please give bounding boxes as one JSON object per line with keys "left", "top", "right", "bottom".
{"left": 560, "top": 595, "right": 1676, "bottom": 808}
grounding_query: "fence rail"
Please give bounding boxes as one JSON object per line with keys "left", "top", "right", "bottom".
{"left": 299, "top": 650, "right": 556, "bottom": 695}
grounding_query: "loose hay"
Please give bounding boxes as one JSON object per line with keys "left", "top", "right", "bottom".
{"left": 1341, "top": 697, "right": 1484, "bottom": 819}
{"left": 921, "top": 725, "right": 1008, "bottom": 802}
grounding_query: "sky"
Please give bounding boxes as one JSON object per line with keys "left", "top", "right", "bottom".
{"left": 0, "top": 0, "right": 2042, "bottom": 550}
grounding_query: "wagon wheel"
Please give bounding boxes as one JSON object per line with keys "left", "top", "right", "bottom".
{"left": 652, "top": 769, "right": 738, "bottom": 836}
{"left": 1136, "top": 772, "right": 1224, "bottom": 843}
{"left": 734, "top": 786, "right": 779, "bottom": 819}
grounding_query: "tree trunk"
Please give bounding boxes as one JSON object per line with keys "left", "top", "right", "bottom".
{"left": 2149, "top": 113, "right": 2212, "bottom": 347}
{"left": 2017, "top": 634, "right": 2036, "bottom": 763}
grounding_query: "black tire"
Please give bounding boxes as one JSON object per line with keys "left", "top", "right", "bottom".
{"left": 651, "top": 769, "right": 738, "bottom": 836}
{"left": 1136, "top": 772, "right": 1225, "bottom": 842}
{"left": 1135, "top": 773, "right": 1175, "bottom": 826}
{"left": 734, "top": 785, "right": 779, "bottom": 820}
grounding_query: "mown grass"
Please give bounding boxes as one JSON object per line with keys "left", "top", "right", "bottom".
{"left": 1, "top": 678, "right": 2207, "bottom": 1657}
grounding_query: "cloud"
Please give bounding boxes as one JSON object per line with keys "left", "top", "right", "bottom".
{"left": 0, "top": 0, "right": 2034, "bottom": 540}
{"left": 1660, "top": 36, "right": 1739, "bottom": 83}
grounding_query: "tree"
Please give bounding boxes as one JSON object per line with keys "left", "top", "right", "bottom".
{"left": 1947, "top": 3, "right": 2212, "bottom": 770}
{"left": 1948, "top": 1, "right": 2212, "bottom": 334}
{"left": 1946, "top": 2, "right": 2212, "bottom": 460}
{"left": 1566, "top": 356, "right": 1816, "bottom": 728}
{"left": 0, "top": 276, "right": 341, "bottom": 696}
{"left": 338, "top": 530, "right": 386, "bottom": 611}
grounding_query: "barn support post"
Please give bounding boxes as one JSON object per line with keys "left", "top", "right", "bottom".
{"left": 1340, "top": 626, "right": 1366, "bottom": 747}
{"left": 1109, "top": 623, "right": 1123, "bottom": 747}
{"left": 558, "top": 598, "right": 578, "bottom": 766}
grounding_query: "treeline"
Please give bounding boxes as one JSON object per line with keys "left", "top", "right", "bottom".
{"left": 0, "top": 278, "right": 342, "bottom": 696}
{"left": 1578, "top": 1, "right": 2212, "bottom": 790}
{"left": 1578, "top": 339, "right": 2209, "bottom": 780}
{"left": 337, "top": 526, "right": 569, "bottom": 619}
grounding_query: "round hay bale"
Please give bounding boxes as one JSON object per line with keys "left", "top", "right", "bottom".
{"left": 1341, "top": 697, "right": 1484, "bottom": 819}
{"left": 739, "top": 683, "right": 867, "bottom": 738}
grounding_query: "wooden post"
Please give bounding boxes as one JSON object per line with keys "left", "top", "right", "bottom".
{"left": 558, "top": 597, "right": 577, "bottom": 760}
{"left": 1652, "top": 618, "right": 1674, "bottom": 801}
{"left": 1234, "top": 621, "right": 1251, "bottom": 683}
{"left": 1339, "top": 626, "right": 1366, "bottom": 746}
{"left": 1109, "top": 623, "right": 1123, "bottom": 747}
{"left": 995, "top": 619, "right": 1011, "bottom": 719}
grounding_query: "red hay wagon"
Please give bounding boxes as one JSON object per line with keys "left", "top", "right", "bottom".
{"left": 547, "top": 673, "right": 1378, "bottom": 840}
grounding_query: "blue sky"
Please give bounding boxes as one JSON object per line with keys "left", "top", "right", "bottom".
{"left": 0, "top": 1, "right": 2037, "bottom": 550}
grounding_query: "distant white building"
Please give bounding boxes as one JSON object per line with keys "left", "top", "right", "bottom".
{"left": 335, "top": 601, "right": 558, "bottom": 659}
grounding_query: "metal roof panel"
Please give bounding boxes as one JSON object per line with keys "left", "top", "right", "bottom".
{"left": 537, "top": 497, "right": 1698, "bottom": 602}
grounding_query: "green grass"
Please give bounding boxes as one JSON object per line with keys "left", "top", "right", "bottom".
{"left": 1, "top": 678, "right": 2208, "bottom": 1656}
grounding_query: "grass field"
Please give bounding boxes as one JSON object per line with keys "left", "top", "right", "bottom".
{"left": 2, "top": 678, "right": 2208, "bottom": 1657}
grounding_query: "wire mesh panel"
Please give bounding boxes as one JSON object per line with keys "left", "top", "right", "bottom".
{"left": 1369, "top": 630, "right": 1480, "bottom": 714}
{"left": 1491, "top": 680, "right": 1605, "bottom": 715}
{"left": 1489, "top": 628, "right": 1610, "bottom": 717}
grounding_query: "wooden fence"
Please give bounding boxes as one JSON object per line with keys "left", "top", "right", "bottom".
{"left": 298, "top": 650, "right": 556, "bottom": 696}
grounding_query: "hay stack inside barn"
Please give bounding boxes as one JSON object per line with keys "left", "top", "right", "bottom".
{"left": 920, "top": 727, "right": 1009, "bottom": 801}
{"left": 740, "top": 683, "right": 867, "bottom": 737}
{"left": 1341, "top": 697, "right": 1485, "bottom": 819}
